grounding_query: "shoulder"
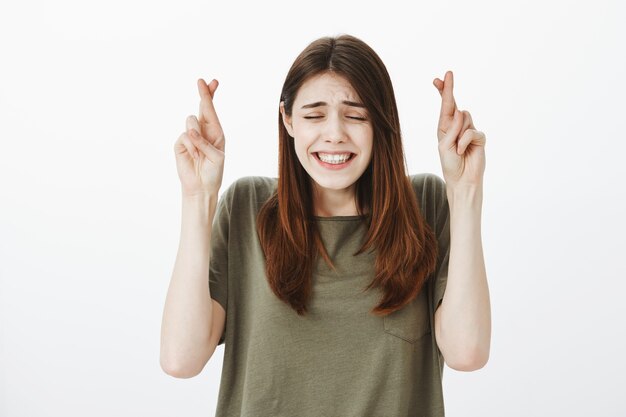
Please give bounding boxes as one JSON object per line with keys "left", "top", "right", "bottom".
{"left": 218, "top": 176, "right": 278, "bottom": 214}
{"left": 408, "top": 173, "right": 449, "bottom": 227}
{"left": 408, "top": 173, "right": 447, "bottom": 203}
{"left": 221, "top": 176, "right": 277, "bottom": 197}
{"left": 230, "top": 176, "right": 277, "bottom": 198}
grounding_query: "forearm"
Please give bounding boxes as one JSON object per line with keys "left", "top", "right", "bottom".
{"left": 160, "top": 192, "right": 218, "bottom": 376}
{"left": 438, "top": 184, "right": 491, "bottom": 370}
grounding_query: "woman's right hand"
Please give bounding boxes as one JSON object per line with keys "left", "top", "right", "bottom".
{"left": 174, "top": 78, "right": 226, "bottom": 197}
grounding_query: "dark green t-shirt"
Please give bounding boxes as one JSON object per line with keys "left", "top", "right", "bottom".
{"left": 209, "top": 173, "right": 451, "bottom": 417}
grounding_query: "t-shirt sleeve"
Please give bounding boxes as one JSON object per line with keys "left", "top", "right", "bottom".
{"left": 209, "top": 183, "right": 235, "bottom": 346}
{"left": 431, "top": 174, "right": 451, "bottom": 314}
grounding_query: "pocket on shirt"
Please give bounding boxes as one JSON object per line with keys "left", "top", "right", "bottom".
{"left": 383, "top": 287, "right": 430, "bottom": 343}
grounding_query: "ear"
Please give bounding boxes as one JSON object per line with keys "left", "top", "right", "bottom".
{"left": 280, "top": 101, "right": 294, "bottom": 137}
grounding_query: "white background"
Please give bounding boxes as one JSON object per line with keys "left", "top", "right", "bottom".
{"left": 1, "top": 0, "right": 625, "bottom": 416}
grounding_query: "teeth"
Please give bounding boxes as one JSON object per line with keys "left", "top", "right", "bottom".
{"left": 318, "top": 153, "right": 352, "bottom": 164}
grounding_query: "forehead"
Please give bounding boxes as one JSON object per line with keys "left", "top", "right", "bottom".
{"left": 294, "top": 72, "right": 360, "bottom": 104}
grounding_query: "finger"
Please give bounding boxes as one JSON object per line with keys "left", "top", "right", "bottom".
{"left": 208, "top": 79, "right": 218, "bottom": 98}
{"left": 175, "top": 132, "right": 199, "bottom": 160}
{"left": 189, "top": 128, "right": 225, "bottom": 164}
{"left": 441, "top": 109, "right": 464, "bottom": 149}
{"left": 458, "top": 110, "right": 472, "bottom": 137}
{"left": 186, "top": 115, "right": 202, "bottom": 138}
{"left": 182, "top": 134, "right": 199, "bottom": 160}
{"left": 461, "top": 110, "right": 476, "bottom": 130}
{"left": 433, "top": 78, "right": 444, "bottom": 96}
{"left": 439, "top": 71, "right": 457, "bottom": 119}
{"left": 187, "top": 113, "right": 225, "bottom": 152}
{"left": 457, "top": 129, "right": 486, "bottom": 155}
{"left": 197, "top": 78, "right": 221, "bottom": 126}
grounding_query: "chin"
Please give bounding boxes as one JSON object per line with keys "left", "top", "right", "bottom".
{"left": 309, "top": 176, "right": 358, "bottom": 191}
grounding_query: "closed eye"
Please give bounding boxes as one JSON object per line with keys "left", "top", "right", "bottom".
{"left": 303, "top": 116, "right": 367, "bottom": 120}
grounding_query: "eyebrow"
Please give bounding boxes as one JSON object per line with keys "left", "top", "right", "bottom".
{"left": 300, "top": 100, "right": 366, "bottom": 109}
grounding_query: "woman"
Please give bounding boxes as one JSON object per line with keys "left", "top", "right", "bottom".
{"left": 161, "top": 34, "right": 491, "bottom": 416}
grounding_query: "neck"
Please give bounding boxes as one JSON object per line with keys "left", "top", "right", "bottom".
{"left": 312, "top": 183, "right": 359, "bottom": 217}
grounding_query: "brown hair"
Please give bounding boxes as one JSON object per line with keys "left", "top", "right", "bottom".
{"left": 256, "top": 34, "right": 438, "bottom": 316}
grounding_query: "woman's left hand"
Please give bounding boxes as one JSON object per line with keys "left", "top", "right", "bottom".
{"left": 433, "top": 71, "right": 486, "bottom": 188}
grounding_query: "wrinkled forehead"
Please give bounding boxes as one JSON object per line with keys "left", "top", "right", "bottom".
{"left": 294, "top": 72, "right": 361, "bottom": 105}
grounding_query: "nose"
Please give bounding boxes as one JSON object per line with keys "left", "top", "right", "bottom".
{"left": 323, "top": 112, "right": 347, "bottom": 143}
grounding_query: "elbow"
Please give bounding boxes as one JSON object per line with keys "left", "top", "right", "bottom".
{"left": 160, "top": 355, "right": 202, "bottom": 379}
{"left": 445, "top": 346, "right": 490, "bottom": 372}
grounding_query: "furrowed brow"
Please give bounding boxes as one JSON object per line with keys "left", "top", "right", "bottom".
{"left": 301, "top": 100, "right": 366, "bottom": 109}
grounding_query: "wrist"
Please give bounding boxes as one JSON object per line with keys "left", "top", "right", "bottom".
{"left": 182, "top": 189, "right": 219, "bottom": 201}
{"left": 446, "top": 183, "right": 483, "bottom": 210}
{"left": 182, "top": 191, "right": 219, "bottom": 215}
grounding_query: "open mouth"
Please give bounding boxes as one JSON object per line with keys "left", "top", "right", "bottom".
{"left": 313, "top": 152, "right": 356, "bottom": 164}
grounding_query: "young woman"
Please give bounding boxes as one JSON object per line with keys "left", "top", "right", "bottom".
{"left": 161, "top": 34, "right": 491, "bottom": 417}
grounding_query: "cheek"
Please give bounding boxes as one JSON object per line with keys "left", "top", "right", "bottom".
{"left": 292, "top": 129, "right": 316, "bottom": 149}
{"left": 351, "top": 124, "right": 373, "bottom": 139}
{"left": 357, "top": 130, "right": 374, "bottom": 154}
{"left": 292, "top": 138, "right": 313, "bottom": 161}
{"left": 364, "top": 140, "right": 374, "bottom": 163}
{"left": 294, "top": 124, "right": 317, "bottom": 139}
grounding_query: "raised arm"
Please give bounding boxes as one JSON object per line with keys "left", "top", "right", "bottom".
{"left": 160, "top": 78, "right": 227, "bottom": 378}
{"left": 432, "top": 71, "right": 491, "bottom": 371}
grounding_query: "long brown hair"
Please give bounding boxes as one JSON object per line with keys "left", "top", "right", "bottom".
{"left": 256, "top": 34, "right": 438, "bottom": 316}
